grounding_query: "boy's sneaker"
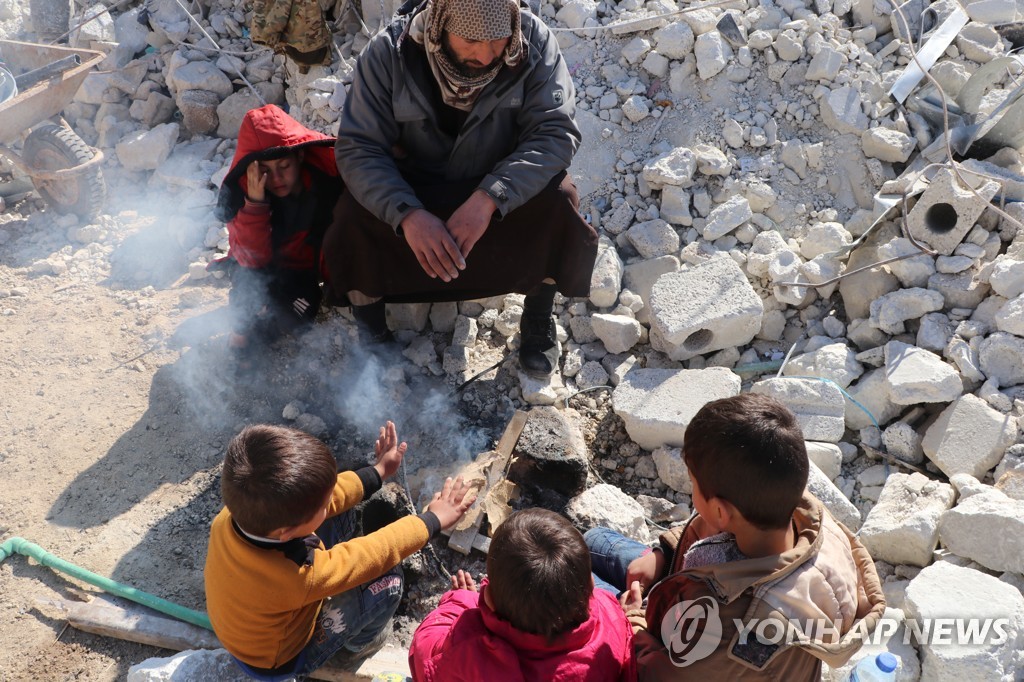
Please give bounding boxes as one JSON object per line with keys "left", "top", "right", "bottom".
{"left": 518, "top": 313, "right": 559, "bottom": 377}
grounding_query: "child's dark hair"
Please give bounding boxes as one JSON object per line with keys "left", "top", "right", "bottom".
{"left": 683, "top": 393, "right": 808, "bottom": 530}
{"left": 486, "top": 509, "right": 592, "bottom": 640}
{"left": 221, "top": 424, "right": 337, "bottom": 536}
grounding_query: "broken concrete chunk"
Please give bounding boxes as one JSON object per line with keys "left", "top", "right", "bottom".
{"left": 861, "top": 127, "right": 916, "bottom": 163}
{"left": 626, "top": 219, "right": 680, "bottom": 259}
{"left": 807, "top": 461, "right": 861, "bottom": 531}
{"left": 642, "top": 147, "right": 696, "bottom": 188}
{"left": 652, "top": 445, "right": 693, "bottom": 493}
{"left": 567, "top": 484, "right": 650, "bottom": 543}
{"left": 612, "top": 367, "right": 741, "bottom": 450}
{"left": 904, "top": 562, "right": 1024, "bottom": 681}
{"left": 820, "top": 86, "right": 868, "bottom": 135}
{"left": 939, "top": 488, "right": 1024, "bottom": 574}
{"left": 589, "top": 237, "right": 624, "bottom": 309}
{"left": 978, "top": 332, "right": 1024, "bottom": 387}
{"left": 751, "top": 377, "right": 846, "bottom": 443}
{"left": 591, "top": 313, "right": 641, "bottom": 354}
{"left": 782, "top": 342, "right": 864, "bottom": 389}
{"left": 869, "top": 287, "right": 945, "bottom": 335}
{"left": 509, "top": 407, "right": 589, "bottom": 497}
{"left": 859, "top": 473, "right": 956, "bottom": 567}
{"left": 703, "top": 195, "right": 752, "bottom": 241}
{"left": 884, "top": 340, "right": 963, "bottom": 405}
{"left": 648, "top": 257, "right": 764, "bottom": 361}
{"left": 921, "top": 394, "right": 1019, "bottom": 479}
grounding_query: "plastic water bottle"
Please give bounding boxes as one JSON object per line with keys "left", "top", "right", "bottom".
{"left": 849, "top": 652, "right": 898, "bottom": 681}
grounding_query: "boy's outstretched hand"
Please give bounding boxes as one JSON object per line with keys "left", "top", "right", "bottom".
{"left": 373, "top": 421, "right": 407, "bottom": 481}
{"left": 450, "top": 569, "right": 478, "bottom": 592}
{"left": 427, "top": 476, "right": 476, "bottom": 530}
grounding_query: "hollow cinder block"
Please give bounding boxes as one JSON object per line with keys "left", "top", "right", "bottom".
{"left": 907, "top": 167, "right": 1000, "bottom": 255}
{"left": 648, "top": 256, "right": 764, "bottom": 361}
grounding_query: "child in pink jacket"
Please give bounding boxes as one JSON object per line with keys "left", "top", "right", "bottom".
{"left": 409, "top": 508, "right": 636, "bottom": 682}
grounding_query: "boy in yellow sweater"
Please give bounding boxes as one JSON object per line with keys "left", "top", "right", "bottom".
{"left": 205, "top": 421, "right": 474, "bottom": 679}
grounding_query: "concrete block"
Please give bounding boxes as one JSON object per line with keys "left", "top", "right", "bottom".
{"left": 782, "top": 342, "right": 864, "bottom": 389}
{"left": 807, "top": 461, "right": 862, "bottom": 531}
{"left": 922, "top": 394, "right": 1019, "bottom": 478}
{"left": 567, "top": 484, "right": 650, "bottom": 543}
{"left": 627, "top": 219, "right": 680, "bottom": 258}
{"left": 589, "top": 237, "right": 624, "bottom": 309}
{"left": 939, "top": 489, "right": 1024, "bottom": 574}
{"left": 623, "top": 255, "right": 679, "bottom": 325}
{"left": 904, "top": 562, "right": 1024, "bottom": 681}
{"left": 648, "top": 257, "right": 764, "bottom": 361}
{"left": 907, "top": 167, "right": 1001, "bottom": 255}
{"left": 517, "top": 368, "right": 565, "bottom": 406}
{"left": 612, "top": 367, "right": 741, "bottom": 450}
{"left": 652, "top": 445, "right": 693, "bottom": 493}
{"left": 820, "top": 85, "right": 868, "bottom": 135}
{"left": 869, "top": 287, "right": 945, "bottom": 334}
{"left": 695, "top": 31, "right": 728, "bottom": 80}
{"left": 168, "top": 60, "right": 233, "bottom": 99}
{"left": 429, "top": 301, "right": 458, "bottom": 333}
{"left": 115, "top": 123, "right": 178, "bottom": 171}
{"left": 882, "top": 421, "right": 925, "bottom": 464}
{"left": 386, "top": 302, "right": 431, "bottom": 332}
{"left": 861, "top": 127, "right": 916, "bottom": 163}
{"left": 839, "top": 246, "right": 901, "bottom": 319}
{"left": 653, "top": 21, "right": 695, "bottom": 59}
{"left": 591, "top": 313, "right": 641, "bottom": 354}
{"left": 884, "top": 341, "right": 963, "bottom": 405}
{"left": 660, "top": 186, "right": 692, "bottom": 225}
{"left": 988, "top": 256, "right": 1024, "bottom": 299}
{"left": 750, "top": 377, "right": 846, "bottom": 443}
{"left": 577, "top": 360, "right": 610, "bottom": 389}
{"left": 995, "top": 293, "right": 1024, "bottom": 336}
{"left": 979, "top": 332, "right": 1024, "bottom": 387}
{"left": 703, "top": 195, "right": 752, "bottom": 240}
{"left": 806, "top": 45, "right": 845, "bottom": 81}
{"left": 642, "top": 147, "right": 696, "bottom": 189}
{"left": 859, "top": 473, "right": 956, "bottom": 567}
{"left": 928, "top": 270, "right": 990, "bottom": 309}
{"left": 806, "top": 441, "right": 843, "bottom": 481}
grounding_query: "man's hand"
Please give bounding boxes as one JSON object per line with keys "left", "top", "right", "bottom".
{"left": 450, "top": 569, "right": 478, "bottom": 592}
{"left": 245, "top": 161, "right": 266, "bottom": 202}
{"left": 426, "top": 476, "right": 476, "bottom": 529}
{"left": 373, "top": 420, "right": 407, "bottom": 481}
{"left": 447, "top": 190, "right": 496, "bottom": 260}
{"left": 626, "top": 548, "right": 666, "bottom": 594}
{"left": 400, "top": 209, "right": 465, "bottom": 282}
{"left": 619, "top": 580, "right": 644, "bottom": 613}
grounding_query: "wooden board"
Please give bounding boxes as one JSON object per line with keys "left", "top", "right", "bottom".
{"left": 447, "top": 410, "right": 528, "bottom": 555}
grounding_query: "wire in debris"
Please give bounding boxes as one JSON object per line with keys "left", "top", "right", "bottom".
{"left": 171, "top": 0, "right": 266, "bottom": 106}
{"left": 563, "top": 384, "right": 613, "bottom": 409}
{"left": 451, "top": 357, "right": 505, "bottom": 395}
{"left": 548, "top": 0, "right": 739, "bottom": 33}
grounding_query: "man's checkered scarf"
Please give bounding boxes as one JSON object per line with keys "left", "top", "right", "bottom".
{"left": 410, "top": 0, "right": 525, "bottom": 111}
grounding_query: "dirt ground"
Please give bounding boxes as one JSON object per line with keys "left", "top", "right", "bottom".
{"left": 0, "top": 179, "right": 637, "bottom": 679}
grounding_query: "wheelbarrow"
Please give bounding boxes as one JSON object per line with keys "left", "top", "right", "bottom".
{"left": 0, "top": 38, "right": 106, "bottom": 220}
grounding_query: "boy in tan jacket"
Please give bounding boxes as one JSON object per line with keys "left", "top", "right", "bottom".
{"left": 585, "top": 394, "right": 886, "bottom": 680}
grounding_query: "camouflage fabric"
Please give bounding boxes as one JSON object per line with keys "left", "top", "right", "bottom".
{"left": 250, "top": 0, "right": 330, "bottom": 66}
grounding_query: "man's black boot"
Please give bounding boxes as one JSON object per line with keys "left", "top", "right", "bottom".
{"left": 351, "top": 300, "right": 392, "bottom": 343}
{"left": 518, "top": 283, "right": 559, "bottom": 377}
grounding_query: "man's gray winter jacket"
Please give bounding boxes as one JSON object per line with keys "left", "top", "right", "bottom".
{"left": 335, "top": 3, "right": 581, "bottom": 230}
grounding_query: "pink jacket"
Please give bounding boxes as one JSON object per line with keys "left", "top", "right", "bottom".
{"left": 410, "top": 583, "right": 636, "bottom": 682}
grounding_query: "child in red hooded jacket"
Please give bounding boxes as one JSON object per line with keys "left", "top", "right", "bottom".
{"left": 214, "top": 105, "right": 341, "bottom": 361}
{"left": 410, "top": 508, "right": 636, "bottom": 682}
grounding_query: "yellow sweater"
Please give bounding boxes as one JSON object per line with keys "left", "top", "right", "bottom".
{"left": 204, "top": 468, "right": 432, "bottom": 669}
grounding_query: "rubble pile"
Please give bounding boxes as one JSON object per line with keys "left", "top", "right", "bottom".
{"left": 2, "top": 0, "right": 1024, "bottom": 675}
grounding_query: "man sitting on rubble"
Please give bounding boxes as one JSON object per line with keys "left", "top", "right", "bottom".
{"left": 322, "top": 0, "right": 598, "bottom": 377}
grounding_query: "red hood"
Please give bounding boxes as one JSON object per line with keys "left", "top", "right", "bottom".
{"left": 217, "top": 104, "right": 337, "bottom": 220}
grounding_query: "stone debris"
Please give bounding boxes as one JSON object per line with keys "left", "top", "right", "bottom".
{"left": 751, "top": 378, "right": 846, "bottom": 443}
{"left": 938, "top": 483, "right": 1024, "bottom": 574}
{"left": 904, "top": 562, "right": 1024, "bottom": 680}
{"left": 921, "top": 394, "right": 1020, "bottom": 479}
{"left": 566, "top": 483, "right": 650, "bottom": 543}
{"left": 858, "top": 473, "right": 956, "bottom": 567}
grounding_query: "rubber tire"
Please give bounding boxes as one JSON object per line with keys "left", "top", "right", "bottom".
{"left": 23, "top": 124, "right": 106, "bottom": 221}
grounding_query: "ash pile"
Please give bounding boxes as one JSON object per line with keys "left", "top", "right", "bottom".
{"left": 1, "top": 0, "right": 1024, "bottom": 677}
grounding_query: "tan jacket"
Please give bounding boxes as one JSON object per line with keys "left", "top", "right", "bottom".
{"left": 627, "top": 493, "right": 886, "bottom": 681}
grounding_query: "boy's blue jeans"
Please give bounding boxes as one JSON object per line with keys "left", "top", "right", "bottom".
{"left": 584, "top": 527, "right": 652, "bottom": 596}
{"left": 232, "top": 510, "right": 404, "bottom": 681}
